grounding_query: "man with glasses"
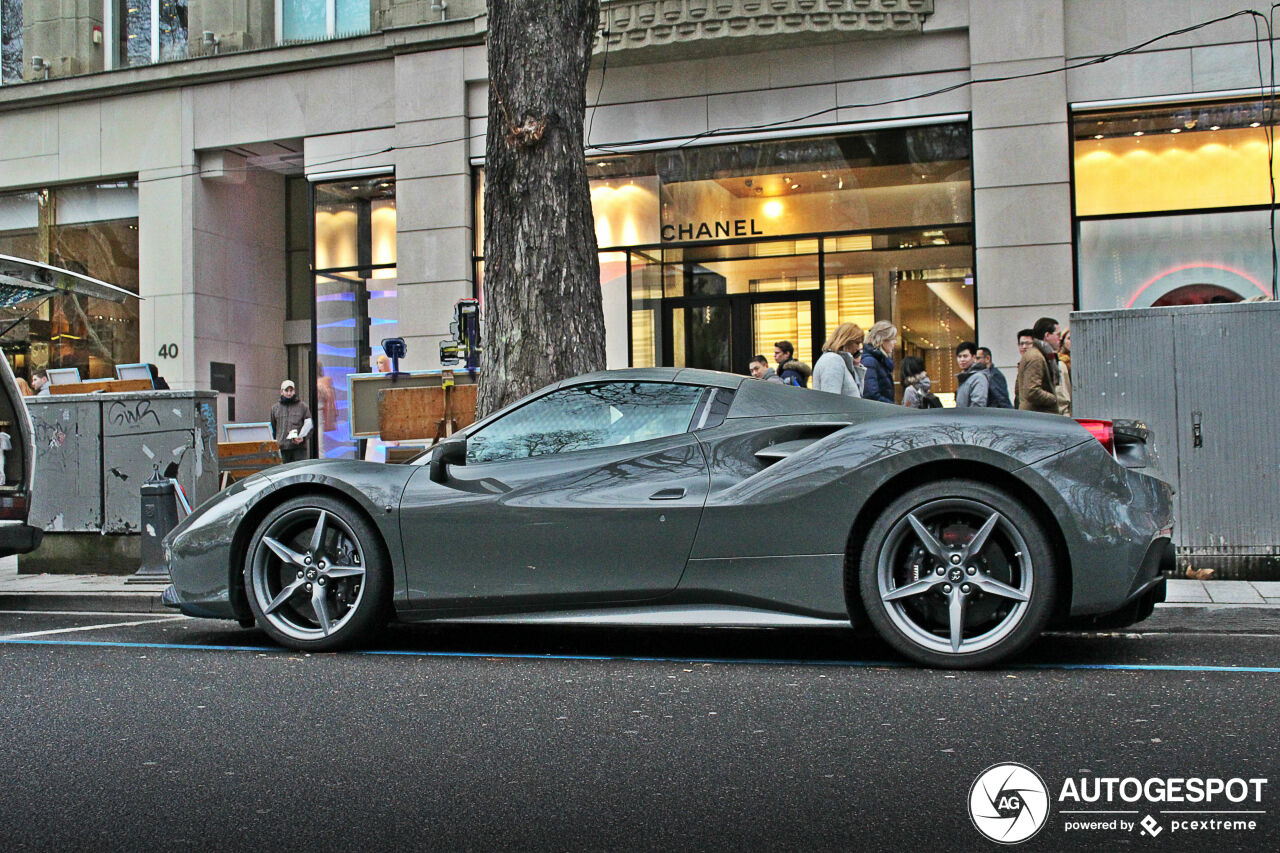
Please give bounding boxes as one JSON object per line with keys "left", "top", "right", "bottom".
{"left": 1015, "top": 318, "right": 1062, "bottom": 413}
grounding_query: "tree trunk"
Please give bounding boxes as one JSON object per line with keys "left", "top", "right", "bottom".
{"left": 478, "top": 0, "right": 604, "bottom": 418}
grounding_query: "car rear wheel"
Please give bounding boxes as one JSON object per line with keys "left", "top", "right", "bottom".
{"left": 245, "top": 495, "right": 389, "bottom": 651}
{"left": 857, "top": 480, "right": 1055, "bottom": 668}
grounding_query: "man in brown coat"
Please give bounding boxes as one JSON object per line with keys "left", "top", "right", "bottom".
{"left": 1015, "top": 317, "right": 1062, "bottom": 413}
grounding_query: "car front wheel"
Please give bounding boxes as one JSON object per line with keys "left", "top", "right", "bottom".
{"left": 857, "top": 480, "right": 1056, "bottom": 668}
{"left": 245, "top": 495, "right": 389, "bottom": 651}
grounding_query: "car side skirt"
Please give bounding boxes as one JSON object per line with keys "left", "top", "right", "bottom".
{"left": 432, "top": 605, "right": 851, "bottom": 628}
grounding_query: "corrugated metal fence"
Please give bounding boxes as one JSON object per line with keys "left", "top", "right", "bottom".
{"left": 1072, "top": 301, "right": 1280, "bottom": 579}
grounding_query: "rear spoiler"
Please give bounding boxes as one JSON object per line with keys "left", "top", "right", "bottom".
{"left": 1112, "top": 419, "right": 1157, "bottom": 470}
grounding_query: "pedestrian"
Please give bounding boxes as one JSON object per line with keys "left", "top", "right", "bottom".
{"left": 1015, "top": 317, "right": 1062, "bottom": 413}
{"left": 813, "top": 323, "right": 865, "bottom": 397}
{"left": 773, "top": 341, "right": 812, "bottom": 387}
{"left": 1017, "top": 329, "right": 1034, "bottom": 358}
{"left": 1056, "top": 328, "right": 1072, "bottom": 416}
{"left": 976, "top": 346, "right": 1013, "bottom": 408}
{"left": 859, "top": 321, "right": 898, "bottom": 403}
{"left": 15, "top": 376, "right": 33, "bottom": 396}
{"left": 270, "top": 379, "right": 313, "bottom": 463}
{"left": 954, "top": 341, "right": 990, "bottom": 408}
{"left": 748, "top": 355, "right": 783, "bottom": 383}
{"left": 30, "top": 371, "right": 50, "bottom": 396}
{"left": 900, "top": 356, "right": 940, "bottom": 408}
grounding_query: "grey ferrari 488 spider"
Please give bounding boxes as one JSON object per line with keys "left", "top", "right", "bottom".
{"left": 163, "top": 368, "right": 1173, "bottom": 668}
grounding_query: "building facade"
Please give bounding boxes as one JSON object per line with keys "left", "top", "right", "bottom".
{"left": 0, "top": 0, "right": 1272, "bottom": 457}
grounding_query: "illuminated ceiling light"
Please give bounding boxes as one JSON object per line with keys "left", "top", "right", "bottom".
{"left": 1210, "top": 125, "right": 1221, "bottom": 131}
{"left": 790, "top": 183, "right": 800, "bottom": 190}
{"left": 1133, "top": 131, "right": 1144, "bottom": 137}
{"left": 1251, "top": 122, "right": 1262, "bottom": 128}
{"left": 1170, "top": 128, "right": 1181, "bottom": 134}
{"left": 1093, "top": 134, "right": 1103, "bottom": 139}
{"left": 763, "top": 200, "right": 784, "bottom": 218}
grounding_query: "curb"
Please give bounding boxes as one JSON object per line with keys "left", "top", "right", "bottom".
{"left": 0, "top": 591, "right": 170, "bottom": 614}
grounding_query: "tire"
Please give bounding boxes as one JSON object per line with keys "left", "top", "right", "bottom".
{"left": 856, "top": 479, "right": 1055, "bottom": 669}
{"left": 244, "top": 494, "right": 390, "bottom": 651}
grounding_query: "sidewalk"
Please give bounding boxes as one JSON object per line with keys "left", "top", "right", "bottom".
{"left": 2, "top": 555, "right": 1278, "bottom": 614}
{"left": 0, "top": 556, "right": 170, "bottom": 613}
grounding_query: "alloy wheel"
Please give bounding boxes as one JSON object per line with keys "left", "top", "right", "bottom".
{"left": 248, "top": 506, "right": 369, "bottom": 642}
{"left": 875, "top": 497, "right": 1035, "bottom": 656}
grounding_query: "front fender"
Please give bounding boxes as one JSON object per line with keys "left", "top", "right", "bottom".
{"left": 165, "top": 460, "right": 417, "bottom": 620}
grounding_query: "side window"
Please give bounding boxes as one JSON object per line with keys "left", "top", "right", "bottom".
{"left": 467, "top": 382, "right": 705, "bottom": 463}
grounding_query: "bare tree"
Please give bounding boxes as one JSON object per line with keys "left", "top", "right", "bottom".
{"left": 478, "top": 0, "right": 605, "bottom": 418}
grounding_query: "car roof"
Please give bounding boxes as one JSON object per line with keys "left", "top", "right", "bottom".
{"left": 557, "top": 367, "right": 747, "bottom": 391}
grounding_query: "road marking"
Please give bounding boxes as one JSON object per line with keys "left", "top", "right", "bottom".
{"left": 2, "top": 636, "right": 1280, "bottom": 673}
{"left": 0, "top": 616, "right": 185, "bottom": 640}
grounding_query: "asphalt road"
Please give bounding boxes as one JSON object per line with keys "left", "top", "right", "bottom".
{"left": 1, "top": 609, "right": 1278, "bottom": 852}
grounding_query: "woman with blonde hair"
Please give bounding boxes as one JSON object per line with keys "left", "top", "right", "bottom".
{"left": 860, "top": 320, "right": 899, "bottom": 403}
{"left": 813, "top": 323, "right": 865, "bottom": 397}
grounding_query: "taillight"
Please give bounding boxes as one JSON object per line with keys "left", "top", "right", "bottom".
{"left": 1075, "top": 418, "right": 1115, "bottom": 455}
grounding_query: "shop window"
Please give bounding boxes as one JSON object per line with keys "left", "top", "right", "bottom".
{"left": 0, "top": 182, "right": 140, "bottom": 383}
{"left": 117, "top": 0, "right": 188, "bottom": 66}
{"left": 0, "top": 0, "right": 20, "bottom": 83}
{"left": 312, "top": 176, "right": 396, "bottom": 460}
{"left": 472, "top": 124, "right": 976, "bottom": 385}
{"left": 1078, "top": 211, "right": 1273, "bottom": 310}
{"left": 279, "top": 0, "right": 370, "bottom": 42}
{"left": 1073, "top": 98, "right": 1278, "bottom": 309}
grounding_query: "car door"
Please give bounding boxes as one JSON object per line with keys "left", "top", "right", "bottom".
{"left": 398, "top": 381, "right": 713, "bottom": 611}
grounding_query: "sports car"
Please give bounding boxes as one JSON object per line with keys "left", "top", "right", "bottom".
{"left": 162, "top": 368, "right": 1173, "bottom": 668}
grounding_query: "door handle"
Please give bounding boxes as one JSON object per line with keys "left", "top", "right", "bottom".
{"left": 649, "top": 488, "right": 686, "bottom": 500}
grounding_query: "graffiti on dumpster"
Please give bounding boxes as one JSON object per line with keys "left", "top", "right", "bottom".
{"left": 107, "top": 399, "right": 162, "bottom": 430}
{"left": 34, "top": 420, "right": 67, "bottom": 452}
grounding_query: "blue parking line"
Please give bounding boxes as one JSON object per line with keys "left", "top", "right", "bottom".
{"left": 2, "top": 636, "right": 1280, "bottom": 672}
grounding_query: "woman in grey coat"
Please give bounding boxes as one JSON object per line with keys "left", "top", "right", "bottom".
{"left": 812, "top": 323, "right": 865, "bottom": 397}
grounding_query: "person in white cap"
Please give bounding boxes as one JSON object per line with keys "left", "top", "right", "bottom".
{"left": 270, "top": 379, "right": 313, "bottom": 463}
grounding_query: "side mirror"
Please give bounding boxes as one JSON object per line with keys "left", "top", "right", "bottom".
{"left": 429, "top": 438, "right": 467, "bottom": 483}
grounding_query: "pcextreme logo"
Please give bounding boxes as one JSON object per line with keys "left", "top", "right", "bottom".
{"left": 968, "top": 763, "right": 1051, "bottom": 844}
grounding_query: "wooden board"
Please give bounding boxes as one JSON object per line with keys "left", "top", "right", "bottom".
{"left": 217, "top": 440, "right": 283, "bottom": 484}
{"left": 377, "top": 383, "right": 480, "bottom": 442}
{"left": 50, "top": 378, "right": 154, "bottom": 395}
{"left": 378, "top": 387, "right": 446, "bottom": 441}
{"left": 449, "top": 383, "right": 479, "bottom": 429}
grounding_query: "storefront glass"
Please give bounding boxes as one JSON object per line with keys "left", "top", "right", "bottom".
{"left": 312, "top": 176, "right": 396, "bottom": 459}
{"left": 474, "top": 124, "right": 975, "bottom": 399}
{"left": 1073, "top": 98, "right": 1279, "bottom": 308}
{"left": 0, "top": 182, "right": 140, "bottom": 383}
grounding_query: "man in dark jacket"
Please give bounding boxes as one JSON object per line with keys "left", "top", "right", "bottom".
{"left": 1015, "top": 318, "right": 1062, "bottom": 413}
{"left": 773, "top": 341, "right": 812, "bottom": 387}
{"left": 976, "top": 346, "right": 1013, "bottom": 408}
{"left": 270, "top": 379, "right": 314, "bottom": 463}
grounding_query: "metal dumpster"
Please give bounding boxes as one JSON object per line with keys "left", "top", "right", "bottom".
{"left": 23, "top": 390, "right": 218, "bottom": 573}
{"left": 1072, "top": 301, "right": 1280, "bottom": 579}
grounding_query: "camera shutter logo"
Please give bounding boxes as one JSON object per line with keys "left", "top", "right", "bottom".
{"left": 969, "top": 763, "right": 1051, "bottom": 844}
